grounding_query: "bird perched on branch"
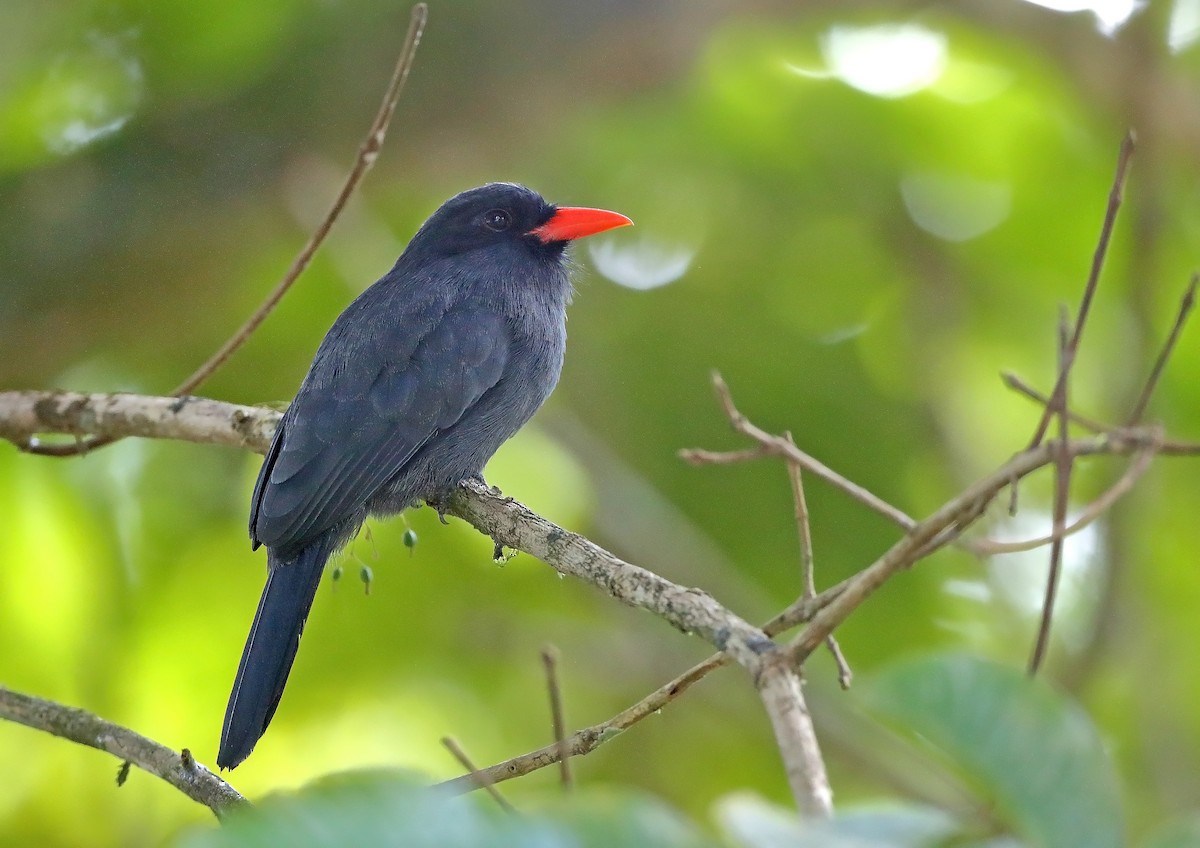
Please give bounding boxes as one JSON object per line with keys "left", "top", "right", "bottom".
{"left": 218, "top": 183, "right": 632, "bottom": 769}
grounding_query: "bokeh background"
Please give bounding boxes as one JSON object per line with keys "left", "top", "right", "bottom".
{"left": 3, "top": 0, "right": 1200, "bottom": 844}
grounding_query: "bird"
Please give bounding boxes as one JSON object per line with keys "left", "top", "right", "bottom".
{"left": 217, "top": 182, "right": 632, "bottom": 769}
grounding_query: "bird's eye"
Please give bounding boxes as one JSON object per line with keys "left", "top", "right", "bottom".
{"left": 483, "top": 209, "right": 512, "bottom": 232}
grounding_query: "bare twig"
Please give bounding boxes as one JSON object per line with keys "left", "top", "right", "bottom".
{"left": 173, "top": 4, "right": 428, "bottom": 397}
{"left": 680, "top": 372, "right": 917, "bottom": 533}
{"left": 21, "top": 4, "right": 429, "bottom": 458}
{"left": 970, "top": 440, "right": 1158, "bottom": 555}
{"left": 678, "top": 445, "right": 775, "bottom": 465}
{"left": 826, "top": 638, "right": 853, "bottom": 690}
{"left": 783, "top": 428, "right": 1163, "bottom": 669}
{"left": 784, "top": 432, "right": 851, "bottom": 688}
{"left": 541, "top": 647, "right": 573, "bottom": 791}
{"left": 1029, "top": 308, "right": 1075, "bottom": 675}
{"left": 1028, "top": 131, "right": 1135, "bottom": 448}
{"left": 1002, "top": 373, "right": 1200, "bottom": 455}
{"left": 784, "top": 432, "right": 817, "bottom": 600}
{"left": 1002, "top": 373, "right": 1113, "bottom": 434}
{"left": 0, "top": 687, "right": 246, "bottom": 818}
{"left": 441, "top": 737, "right": 516, "bottom": 814}
{"left": 1127, "top": 272, "right": 1198, "bottom": 426}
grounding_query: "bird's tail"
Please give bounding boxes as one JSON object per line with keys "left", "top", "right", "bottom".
{"left": 217, "top": 535, "right": 336, "bottom": 770}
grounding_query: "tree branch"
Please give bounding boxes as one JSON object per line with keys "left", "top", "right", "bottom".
{"left": 0, "top": 391, "right": 279, "bottom": 453}
{"left": 1, "top": 384, "right": 1172, "bottom": 804}
{"left": 0, "top": 388, "right": 1172, "bottom": 809}
{"left": 0, "top": 389, "right": 836, "bottom": 816}
{"left": 0, "top": 687, "right": 246, "bottom": 818}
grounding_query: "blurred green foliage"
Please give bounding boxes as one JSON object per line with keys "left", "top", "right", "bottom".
{"left": 4, "top": 1, "right": 1200, "bottom": 845}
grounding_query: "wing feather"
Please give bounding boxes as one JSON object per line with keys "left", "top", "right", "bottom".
{"left": 250, "top": 302, "right": 510, "bottom": 555}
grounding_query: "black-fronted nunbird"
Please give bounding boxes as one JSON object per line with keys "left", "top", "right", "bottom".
{"left": 218, "top": 183, "right": 631, "bottom": 769}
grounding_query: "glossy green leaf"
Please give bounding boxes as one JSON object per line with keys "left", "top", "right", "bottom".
{"left": 176, "top": 775, "right": 717, "bottom": 848}
{"left": 863, "top": 654, "right": 1122, "bottom": 848}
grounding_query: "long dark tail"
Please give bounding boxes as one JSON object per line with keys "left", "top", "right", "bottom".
{"left": 217, "top": 535, "right": 336, "bottom": 770}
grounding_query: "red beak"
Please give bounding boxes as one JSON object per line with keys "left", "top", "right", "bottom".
{"left": 529, "top": 207, "right": 633, "bottom": 243}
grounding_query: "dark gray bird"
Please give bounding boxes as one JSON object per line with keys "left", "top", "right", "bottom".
{"left": 218, "top": 183, "right": 631, "bottom": 769}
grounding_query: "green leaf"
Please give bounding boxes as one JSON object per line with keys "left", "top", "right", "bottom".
{"left": 175, "top": 773, "right": 718, "bottom": 848}
{"left": 718, "top": 792, "right": 960, "bottom": 847}
{"left": 863, "top": 653, "right": 1123, "bottom": 848}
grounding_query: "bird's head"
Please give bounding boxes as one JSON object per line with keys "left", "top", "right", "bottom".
{"left": 404, "top": 182, "right": 632, "bottom": 263}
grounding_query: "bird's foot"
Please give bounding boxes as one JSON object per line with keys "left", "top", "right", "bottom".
{"left": 423, "top": 492, "right": 450, "bottom": 524}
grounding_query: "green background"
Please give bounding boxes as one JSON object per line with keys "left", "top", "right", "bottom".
{"left": 2, "top": 0, "right": 1200, "bottom": 844}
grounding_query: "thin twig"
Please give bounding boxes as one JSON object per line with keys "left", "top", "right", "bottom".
{"left": 1002, "top": 373, "right": 1113, "bottom": 434}
{"left": 0, "top": 687, "right": 246, "bottom": 818}
{"left": 21, "top": 4, "right": 429, "bottom": 458}
{"left": 1029, "top": 308, "right": 1074, "bottom": 675}
{"left": 784, "top": 432, "right": 817, "bottom": 601}
{"left": 680, "top": 372, "right": 918, "bottom": 533}
{"left": 970, "top": 440, "right": 1158, "bottom": 555}
{"left": 173, "top": 4, "right": 428, "bottom": 397}
{"left": 541, "top": 646, "right": 573, "bottom": 791}
{"left": 784, "top": 432, "right": 851, "bottom": 688}
{"left": 678, "top": 445, "right": 775, "bottom": 465}
{"left": 1002, "top": 373, "right": 1200, "bottom": 455}
{"left": 1127, "top": 272, "right": 1198, "bottom": 425}
{"left": 826, "top": 638, "right": 853, "bottom": 690}
{"left": 783, "top": 428, "right": 1165, "bottom": 669}
{"left": 1028, "top": 131, "right": 1135, "bottom": 448}
{"left": 441, "top": 737, "right": 516, "bottom": 814}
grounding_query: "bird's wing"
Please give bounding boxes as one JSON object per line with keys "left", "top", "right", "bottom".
{"left": 249, "top": 303, "right": 511, "bottom": 554}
